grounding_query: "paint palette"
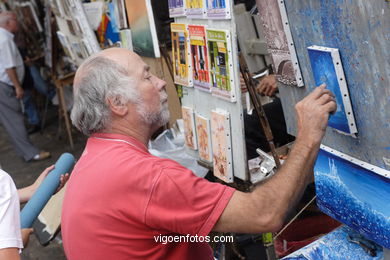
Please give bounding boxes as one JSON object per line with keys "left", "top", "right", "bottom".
{"left": 308, "top": 46, "right": 357, "bottom": 136}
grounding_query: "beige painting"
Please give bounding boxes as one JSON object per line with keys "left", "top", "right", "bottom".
{"left": 195, "top": 114, "right": 212, "bottom": 162}
{"left": 211, "top": 110, "right": 233, "bottom": 183}
{"left": 181, "top": 106, "right": 197, "bottom": 150}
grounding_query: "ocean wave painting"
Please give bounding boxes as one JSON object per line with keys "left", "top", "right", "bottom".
{"left": 314, "top": 149, "right": 390, "bottom": 249}
{"left": 282, "top": 226, "right": 384, "bottom": 260}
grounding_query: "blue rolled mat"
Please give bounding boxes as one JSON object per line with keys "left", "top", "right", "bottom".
{"left": 20, "top": 153, "right": 75, "bottom": 228}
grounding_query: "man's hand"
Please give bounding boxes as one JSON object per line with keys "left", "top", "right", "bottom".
{"left": 21, "top": 228, "right": 34, "bottom": 247}
{"left": 295, "top": 84, "right": 337, "bottom": 147}
{"left": 15, "top": 86, "right": 24, "bottom": 99}
{"left": 256, "top": 74, "right": 277, "bottom": 97}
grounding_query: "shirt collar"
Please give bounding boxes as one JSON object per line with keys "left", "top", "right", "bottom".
{"left": 0, "top": 27, "right": 14, "bottom": 39}
{"left": 90, "top": 133, "right": 149, "bottom": 153}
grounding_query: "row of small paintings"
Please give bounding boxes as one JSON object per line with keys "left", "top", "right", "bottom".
{"left": 171, "top": 23, "right": 236, "bottom": 102}
{"left": 182, "top": 107, "right": 233, "bottom": 183}
{"left": 169, "top": 0, "right": 231, "bottom": 19}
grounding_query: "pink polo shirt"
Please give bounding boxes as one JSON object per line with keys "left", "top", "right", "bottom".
{"left": 62, "top": 133, "right": 235, "bottom": 260}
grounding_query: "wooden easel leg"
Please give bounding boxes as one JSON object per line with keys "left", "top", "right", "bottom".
{"left": 57, "top": 85, "right": 74, "bottom": 150}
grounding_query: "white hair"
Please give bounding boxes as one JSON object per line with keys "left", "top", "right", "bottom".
{"left": 71, "top": 55, "right": 140, "bottom": 135}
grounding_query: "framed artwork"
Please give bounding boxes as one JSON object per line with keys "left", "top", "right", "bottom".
{"left": 56, "top": 31, "right": 75, "bottom": 60}
{"left": 207, "top": 28, "right": 236, "bottom": 102}
{"left": 188, "top": 25, "right": 210, "bottom": 92}
{"left": 308, "top": 45, "right": 357, "bottom": 136}
{"left": 186, "top": 0, "right": 206, "bottom": 18}
{"left": 211, "top": 109, "right": 233, "bottom": 183}
{"left": 206, "top": 0, "right": 231, "bottom": 19}
{"left": 195, "top": 114, "right": 213, "bottom": 162}
{"left": 181, "top": 106, "right": 198, "bottom": 150}
{"left": 169, "top": 0, "right": 186, "bottom": 17}
{"left": 171, "top": 23, "right": 193, "bottom": 87}
{"left": 125, "top": 0, "right": 160, "bottom": 57}
{"left": 315, "top": 144, "right": 390, "bottom": 249}
{"left": 256, "top": 0, "right": 304, "bottom": 87}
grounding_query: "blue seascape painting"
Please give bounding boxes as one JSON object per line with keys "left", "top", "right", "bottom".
{"left": 308, "top": 48, "right": 351, "bottom": 134}
{"left": 282, "top": 226, "right": 384, "bottom": 260}
{"left": 314, "top": 149, "right": 390, "bottom": 249}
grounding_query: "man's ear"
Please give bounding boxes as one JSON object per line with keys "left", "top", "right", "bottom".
{"left": 107, "top": 97, "right": 128, "bottom": 116}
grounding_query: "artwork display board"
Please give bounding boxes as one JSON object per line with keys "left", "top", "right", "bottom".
{"left": 174, "top": 0, "right": 248, "bottom": 181}
{"left": 169, "top": 0, "right": 186, "bottom": 17}
{"left": 185, "top": 0, "right": 206, "bottom": 18}
{"left": 308, "top": 45, "right": 357, "bottom": 136}
{"left": 50, "top": 0, "right": 100, "bottom": 65}
{"left": 211, "top": 109, "right": 233, "bottom": 183}
{"left": 315, "top": 145, "right": 390, "bottom": 249}
{"left": 207, "top": 29, "right": 236, "bottom": 102}
{"left": 171, "top": 23, "right": 193, "bottom": 87}
{"left": 188, "top": 25, "right": 210, "bottom": 92}
{"left": 256, "top": 0, "right": 303, "bottom": 87}
{"left": 125, "top": 0, "right": 160, "bottom": 58}
{"left": 206, "top": 0, "right": 231, "bottom": 19}
{"left": 182, "top": 106, "right": 198, "bottom": 150}
{"left": 195, "top": 114, "right": 213, "bottom": 162}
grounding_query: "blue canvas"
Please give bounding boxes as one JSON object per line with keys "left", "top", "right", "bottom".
{"left": 308, "top": 48, "right": 351, "bottom": 133}
{"left": 283, "top": 226, "right": 383, "bottom": 260}
{"left": 314, "top": 148, "right": 390, "bottom": 249}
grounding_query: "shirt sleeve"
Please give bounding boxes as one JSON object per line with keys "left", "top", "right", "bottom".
{"left": 0, "top": 170, "right": 23, "bottom": 250}
{"left": 0, "top": 40, "right": 18, "bottom": 69}
{"left": 144, "top": 162, "right": 235, "bottom": 236}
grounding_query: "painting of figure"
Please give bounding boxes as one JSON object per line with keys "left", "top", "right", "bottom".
{"left": 182, "top": 106, "right": 197, "bottom": 150}
{"left": 211, "top": 110, "right": 233, "bottom": 183}
{"left": 195, "top": 114, "right": 212, "bottom": 162}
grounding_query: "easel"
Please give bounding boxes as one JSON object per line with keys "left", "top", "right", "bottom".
{"left": 54, "top": 72, "right": 75, "bottom": 149}
{"left": 49, "top": 11, "right": 75, "bottom": 150}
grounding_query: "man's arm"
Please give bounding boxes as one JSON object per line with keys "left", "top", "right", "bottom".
{"left": 213, "top": 84, "right": 336, "bottom": 233}
{"left": 5, "top": 68, "right": 24, "bottom": 99}
{"left": 0, "top": 248, "right": 20, "bottom": 260}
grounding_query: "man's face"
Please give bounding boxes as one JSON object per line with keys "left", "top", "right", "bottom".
{"left": 7, "top": 14, "right": 19, "bottom": 33}
{"left": 130, "top": 56, "right": 170, "bottom": 127}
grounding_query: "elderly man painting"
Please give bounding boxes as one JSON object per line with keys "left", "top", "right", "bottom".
{"left": 62, "top": 48, "right": 336, "bottom": 259}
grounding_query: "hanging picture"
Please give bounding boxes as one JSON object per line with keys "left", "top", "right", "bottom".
{"left": 211, "top": 109, "right": 233, "bottom": 183}
{"left": 206, "top": 0, "right": 231, "bottom": 19}
{"left": 56, "top": 31, "right": 75, "bottom": 60}
{"left": 125, "top": 0, "right": 160, "bottom": 57}
{"left": 186, "top": 0, "right": 206, "bottom": 18}
{"left": 171, "top": 23, "right": 193, "bottom": 87}
{"left": 168, "top": 0, "right": 186, "bottom": 17}
{"left": 207, "top": 29, "right": 236, "bottom": 102}
{"left": 256, "top": 0, "right": 304, "bottom": 87}
{"left": 181, "top": 106, "right": 198, "bottom": 150}
{"left": 188, "top": 25, "right": 210, "bottom": 92}
{"left": 195, "top": 114, "right": 213, "bottom": 162}
{"left": 315, "top": 145, "right": 390, "bottom": 249}
{"left": 308, "top": 45, "right": 357, "bottom": 136}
